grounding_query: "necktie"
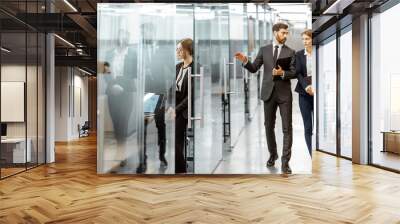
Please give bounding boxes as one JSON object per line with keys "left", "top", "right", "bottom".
{"left": 273, "top": 45, "right": 279, "bottom": 67}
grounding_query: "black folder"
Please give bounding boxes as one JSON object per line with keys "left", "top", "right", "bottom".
{"left": 274, "top": 57, "right": 292, "bottom": 70}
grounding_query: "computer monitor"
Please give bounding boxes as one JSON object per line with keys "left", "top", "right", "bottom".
{"left": 1, "top": 123, "right": 7, "bottom": 137}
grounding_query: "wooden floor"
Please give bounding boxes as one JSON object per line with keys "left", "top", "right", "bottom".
{"left": 1, "top": 135, "right": 400, "bottom": 224}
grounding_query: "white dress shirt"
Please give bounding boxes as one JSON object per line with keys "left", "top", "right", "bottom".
{"left": 273, "top": 40, "right": 285, "bottom": 78}
{"left": 304, "top": 49, "right": 313, "bottom": 91}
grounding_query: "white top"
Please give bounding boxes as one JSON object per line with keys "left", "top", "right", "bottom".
{"left": 176, "top": 66, "right": 190, "bottom": 91}
{"left": 305, "top": 49, "right": 312, "bottom": 76}
{"left": 304, "top": 49, "right": 313, "bottom": 91}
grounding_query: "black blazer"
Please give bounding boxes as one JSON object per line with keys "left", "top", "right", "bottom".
{"left": 244, "top": 44, "right": 296, "bottom": 101}
{"left": 175, "top": 62, "right": 194, "bottom": 119}
{"left": 295, "top": 49, "right": 311, "bottom": 96}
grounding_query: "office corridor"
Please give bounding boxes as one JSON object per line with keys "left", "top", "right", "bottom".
{"left": 0, "top": 135, "right": 399, "bottom": 223}
{"left": 215, "top": 103, "right": 312, "bottom": 174}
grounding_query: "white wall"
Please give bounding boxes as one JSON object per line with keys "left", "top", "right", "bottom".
{"left": 1, "top": 65, "right": 33, "bottom": 138}
{"left": 55, "top": 67, "right": 89, "bottom": 141}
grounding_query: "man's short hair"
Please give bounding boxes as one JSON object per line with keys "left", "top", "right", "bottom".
{"left": 272, "top": 23, "right": 289, "bottom": 32}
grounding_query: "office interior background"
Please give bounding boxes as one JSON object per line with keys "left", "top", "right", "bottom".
{"left": 0, "top": 0, "right": 400, "bottom": 223}
{"left": 97, "top": 3, "right": 312, "bottom": 175}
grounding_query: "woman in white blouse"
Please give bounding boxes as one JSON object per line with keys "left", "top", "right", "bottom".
{"left": 295, "top": 30, "right": 314, "bottom": 156}
{"left": 173, "top": 38, "right": 193, "bottom": 173}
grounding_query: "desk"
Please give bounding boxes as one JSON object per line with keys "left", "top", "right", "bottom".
{"left": 382, "top": 131, "right": 400, "bottom": 154}
{"left": 1, "top": 138, "right": 31, "bottom": 164}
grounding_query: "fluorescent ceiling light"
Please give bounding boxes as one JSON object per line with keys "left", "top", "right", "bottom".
{"left": 1, "top": 47, "right": 11, "bottom": 53}
{"left": 78, "top": 67, "right": 93, "bottom": 76}
{"left": 268, "top": 3, "right": 311, "bottom": 14}
{"left": 54, "top": 34, "right": 75, "bottom": 48}
{"left": 63, "top": 0, "right": 78, "bottom": 12}
{"left": 323, "top": 0, "right": 355, "bottom": 15}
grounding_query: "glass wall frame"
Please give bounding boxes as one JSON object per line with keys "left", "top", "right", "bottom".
{"left": 316, "top": 34, "right": 337, "bottom": 156}
{"left": 97, "top": 4, "right": 178, "bottom": 174}
{"left": 339, "top": 25, "right": 353, "bottom": 159}
{"left": 0, "top": 0, "right": 47, "bottom": 180}
{"left": 316, "top": 24, "right": 353, "bottom": 160}
{"left": 369, "top": 1, "right": 400, "bottom": 172}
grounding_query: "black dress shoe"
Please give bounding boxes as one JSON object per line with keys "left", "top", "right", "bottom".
{"left": 281, "top": 163, "right": 292, "bottom": 174}
{"left": 136, "top": 163, "right": 147, "bottom": 174}
{"left": 160, "top": 156, "right": 168, "bottom": 167}
{"left": 266, "top": 154, "right": 279, "bottom": 167}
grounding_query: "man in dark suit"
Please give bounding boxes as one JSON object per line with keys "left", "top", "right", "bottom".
{"left": 235, "top": 23, "right": 296, "bottom": 174}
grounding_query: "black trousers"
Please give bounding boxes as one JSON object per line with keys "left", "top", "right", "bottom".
{"left": 299, "top": 94, "right": 314, "bottom": 156}
{"left": 175, "top": 113, "right": 187, "bottom": 173}
{"left": 263, "top": 88, "right": 293, "bottom": 164}
{"left": 154, "top": 103, "right": 166, "bottom": 158}
{"left": 141, "top": 97, "right": 166, "bottom": 164}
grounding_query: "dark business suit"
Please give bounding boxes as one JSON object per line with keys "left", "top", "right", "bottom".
{"left": 175, "top": 62, "right": 194, "bottom": 173}
{"left": 295, "top": 49, "right": 314, "bottom": 156}
{"left": 244, "top": 44, "right": 296, "bottom": 165}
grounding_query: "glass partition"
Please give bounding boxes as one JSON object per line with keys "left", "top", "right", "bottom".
{"left": 97, "top": 3, "right": 312, "bottom": 175}
{"left": 97, "top": 4, "right": 176, "bottom": 174}
{"left": 228, "top": 4, "right": 247, "bottom": 149}
{"left": 339, "top": 27, "right": 352, "bottom": 158}
{"left": 317, "top": 35, "right": 337, "bottom": 154}
{"left": 0, "top": 2, "right": 47, "bottom": 179}
{"left": 190, "top": 4, "right": 227, "bottom": 173}
{"left": 1, "top": 30, "right": 28, "bottom": 177}
{"left": 246, "top": 4, "right": 264, "bottom": 119}
{"left": 370, "top": 3, "right": 400, "bottom": 171}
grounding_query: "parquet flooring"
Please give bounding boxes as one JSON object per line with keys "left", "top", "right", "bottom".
{"left": 0, "top": 135, "right": 400, "bottom": 223}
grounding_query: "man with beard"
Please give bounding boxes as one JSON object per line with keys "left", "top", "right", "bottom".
{"left": 235, "top": 23, "right": 296, "bottom": 174}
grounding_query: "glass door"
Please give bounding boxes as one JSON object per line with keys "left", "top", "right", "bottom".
{"left": 97, "top": 4, "right": 177, "bottom": 174}
{"left": 339, "top": 27, "right": 352, "bottom": 158}
{"left": 228, "top": 4, "right": 248, "bottom": 149}
{"left": 188, "top": 4, "right": 228, "bottom": 173}
{"left": 246, "top": 3, "right": 263, "bottom": 119}
{"left": 317, "top": 35, "right": 337, "bottom": 155}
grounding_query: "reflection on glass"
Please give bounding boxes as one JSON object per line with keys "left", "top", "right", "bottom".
{"left": 97, "top": 4, "right": 176, "bottom": 174}
{"left": 339, "top": 29, "right": 352, "bottom": 158}
{"left": 371, "top": 3, "right": 400, "bottom": 171}
{"left": 0, "top": 1, "right": 46, "bottom": 178}
{"left": 1, "top": 32, "right": 28, "bottom": 177}
{"left": 191, "top": 5, "right": 227, "bottom": 173}
{"left": 317, "top": 36, "right": 337, "bottom": 154}
{"left": 229, "top": 4, "right": 247, "bottom": 148}
{"left": 248, "top": 4, "right": 271, "bottom": 117}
